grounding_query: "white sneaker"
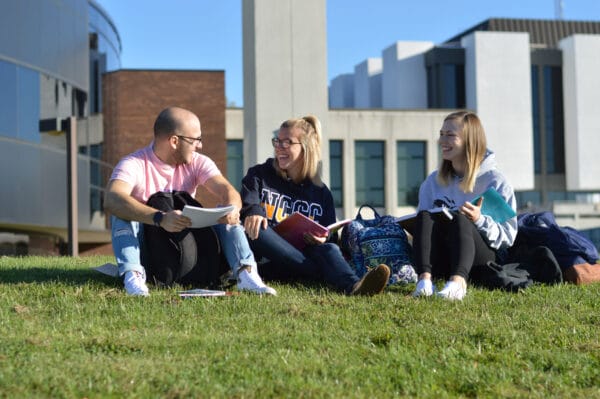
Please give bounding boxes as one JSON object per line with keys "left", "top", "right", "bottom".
{"left": 437, "top": 280, "right": 467, "bottom": 301}
{"left": 124, "top": 271, "right": 149, "bottom": 296}
{"left": 237, "top": 267, "right": 277, "bottom": 296}
{"left": 412, "top": 279, "right": 435, "bottom": 297}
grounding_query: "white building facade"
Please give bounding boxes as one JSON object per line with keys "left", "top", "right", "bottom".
{"left": 230, "top": 4, "right": 600, "bottom": 246}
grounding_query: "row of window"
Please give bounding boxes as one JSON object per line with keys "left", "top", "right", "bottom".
{"left": 226, "top": 140, "right": 427, "bottom": 208}
{"left": 227, "top": 139, "right": 600, "bottom": 211}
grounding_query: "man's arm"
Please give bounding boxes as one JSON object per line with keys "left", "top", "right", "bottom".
{"left": 203, "top": 174, "right": 242, "bottom": 224}
{"left": 104, "top": 179, "right": 191, "bottom": 232}
{"left": 104, "top": 179, "right": 157, "bottom": 225}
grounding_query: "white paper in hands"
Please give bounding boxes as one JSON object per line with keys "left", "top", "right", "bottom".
{"left": 182, "top": 204, "right": 235, "bottom": 228}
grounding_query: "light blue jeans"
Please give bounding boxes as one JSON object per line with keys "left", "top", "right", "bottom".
{"left": 111, "top": 215, "right": 257, "bottom": 278}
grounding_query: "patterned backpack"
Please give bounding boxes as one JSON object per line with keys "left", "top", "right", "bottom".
{"left": 340, "top": 205, "right": 417, "bottom": 285}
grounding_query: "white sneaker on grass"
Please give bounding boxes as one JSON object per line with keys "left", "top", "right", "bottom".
{"left": 412, "top": 279, "right": 435, "bottom": 297}
{"left": 437, "top": 280, "right": 466, "bottom": 301}
{"left": 124, "top": 270, "right": 149, "bottom": 296}
{"left": 237, "top": 267, "right": 277, "bottom": 296}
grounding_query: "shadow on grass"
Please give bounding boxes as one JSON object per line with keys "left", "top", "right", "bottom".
{"left": 0, "top": 266, "right": 119, "bottom": 287}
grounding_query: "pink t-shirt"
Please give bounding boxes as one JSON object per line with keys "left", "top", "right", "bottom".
{"left": 110, "top": 143, "right": 221, "bottom": 203}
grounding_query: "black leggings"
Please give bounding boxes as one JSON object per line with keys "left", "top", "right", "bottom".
{"left": 412, "top": 211, "right": 496, "bottom": 280}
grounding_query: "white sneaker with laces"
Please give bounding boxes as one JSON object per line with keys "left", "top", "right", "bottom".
{"left": 124, "top": 270, "right": 149, "bottom": 296}
{"left": 437, "top": 280, "right": 467, "bottom": 301}
{"left": 237, "top": 267, "right": 277, "bottom": 296}
{"left": 412, "top": 279, "right": 435, "bottom": 297}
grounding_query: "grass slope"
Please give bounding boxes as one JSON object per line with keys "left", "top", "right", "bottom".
{"left": 1, "top": 255, "right": 599, "bottom": 398}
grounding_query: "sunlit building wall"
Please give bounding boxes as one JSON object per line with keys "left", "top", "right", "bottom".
{"left": 0, "top": 0, "right": 121, "bottom": 254}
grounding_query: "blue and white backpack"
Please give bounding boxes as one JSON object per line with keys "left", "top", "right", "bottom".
{"left": 340, "top": 205, "right": 417, "bottom": 285}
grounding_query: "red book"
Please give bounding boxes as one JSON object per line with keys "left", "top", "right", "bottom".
{"left": 273, "top": 212, "right": 351, "bottom": 250}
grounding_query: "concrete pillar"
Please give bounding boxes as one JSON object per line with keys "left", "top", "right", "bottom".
{"left": 560, "top": 34, "right": 600, "bottom": 190}
{"left": 462, "top": 31, "right": 534, "bottom": 190}
{"left": 243, "top": 0, "right": 329, "bottom": 180}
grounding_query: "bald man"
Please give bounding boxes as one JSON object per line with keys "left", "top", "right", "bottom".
{"left": 104, "top": 107, "right": 275, "bottom": 296}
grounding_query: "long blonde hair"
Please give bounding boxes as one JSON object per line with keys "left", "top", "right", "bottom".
{"left": 274, "top": 115, "right": 323, "bottom": 185}
{"left": 437, "top": 111, "right": 487, "bottom": 193}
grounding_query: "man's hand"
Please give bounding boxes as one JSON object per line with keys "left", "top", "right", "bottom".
{"left": 160, "top": 210, "right": 192, "bottom": 232}
{"left": 459, "top": 197, "right": 483, "bottom": 223}
{"left": 244, "top": 214, "right": 268, "bottom": 240}
{"left": 217, "top": 205, "right": 241, "bottom": 226}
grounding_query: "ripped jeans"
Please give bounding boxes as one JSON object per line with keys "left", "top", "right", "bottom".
{"left": 111, "top": 216, "right": 257, "bottom": 277}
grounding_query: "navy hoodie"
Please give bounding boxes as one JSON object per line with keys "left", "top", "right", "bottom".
{"left": 241, "top": 158, "right": 337, "bottom": 229}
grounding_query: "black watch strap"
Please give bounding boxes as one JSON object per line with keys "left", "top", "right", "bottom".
{"left": 152, "top": 211, "right": 164, "bottom": 227}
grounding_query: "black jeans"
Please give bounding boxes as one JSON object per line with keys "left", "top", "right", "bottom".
{"left": 248, "top": 226, "right": 360, "bottom": 293}
{"left": 412, "top": 211, "right": 496, "bottom": 280}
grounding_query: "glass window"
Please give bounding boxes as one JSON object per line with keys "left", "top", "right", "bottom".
{"left": 227, "top": 140, "right": 244, "bottom": 191}
{"left": 355, "top": 141, "right": 384, "bottom": 207}
{"left": 17, "top": 66, "right": 40, "bottom": 143}
{"left": 547, "top": 191, "right": 569, "bottom": 203}
{"left": 531, "top": 64, "right": 565, "bottom": 176}
{"left": 531, "top": 66, "right": 541, "bottom": 174}
{"left": 397, "top": 141, "right": 426, "bottom": 206}
{"left": 543, "top": 66, "right": 565, "bottom": 174}
{"left": 329, "top": 140, "right": 343, "bottom": 207}
{"left": 439, "top": 64, "right": 465, "bottom": 109}
{"left": 515, "top": 191, "right": 541, "bottom": 210}
{"left": 88, "top": 3, "right": 122, "bottom": 72}
{"left": 426, "top": 53, "right": 465, "bottom": 109}
{"left": 0, "top": 60, "right": 18, "bottom": 138}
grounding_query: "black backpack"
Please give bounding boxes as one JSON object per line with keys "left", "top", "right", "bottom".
{"left": 508, "top": 212, "right": 599, "bottom": 270}
{"left": 142, "top": 191, "right": 228, "bottom": 288}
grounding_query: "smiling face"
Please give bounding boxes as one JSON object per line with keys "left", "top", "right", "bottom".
{"left": 438, "top": 118, "right": 466, "bottom": 168}
{"left": 274, "top": 126, "right": 304, "bottom": 180}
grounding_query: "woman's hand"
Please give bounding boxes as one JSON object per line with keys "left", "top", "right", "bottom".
{"left": 244, "top": 214, "right": 268, "bottom": 240}
{"left": 303, "top": 232, "right": 328, "bottom": 246}
{"left": 459, "top": 197, "right": 483, "bottom": 223}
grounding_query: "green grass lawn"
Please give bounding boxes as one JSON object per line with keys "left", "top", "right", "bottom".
{"left": 1, "top": 255, "right": 599, "bottom": 398}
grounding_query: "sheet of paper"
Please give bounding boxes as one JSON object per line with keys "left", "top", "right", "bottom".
{"left": 93, "top": 263, "right": 119, "bottom": 277}
{"left": 178, "top": 288, "right": 239, "bottom": 297}
{"left": 182, "top": 205, "right": 235, "bottom": 228}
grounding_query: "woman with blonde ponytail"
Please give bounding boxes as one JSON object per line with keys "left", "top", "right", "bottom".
{"left": 412, "top": 111, "right": 518, "bottom": 300}
{"left": 241, "top": 115, "right": 390, "bottom": 296}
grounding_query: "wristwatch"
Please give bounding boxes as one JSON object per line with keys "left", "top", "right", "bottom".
{"left": 153, "top": 211, "right": 164, "bottom": 227}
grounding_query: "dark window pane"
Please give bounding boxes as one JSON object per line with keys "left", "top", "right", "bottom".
{"left": 531, "top": 66, "right": 541, "bottom": 174}
{"left": 0, "top": 60, "right": 18, "bottom": 138}
{"left": 227, "top": 140, "right": 244, "bottom": 191}
{"left": 397, "top": 141, "right": 426, "bottom": 206}
{"left": 515, "top": 191, "right": 541, "bottom": 210}
{"left": 329, "top": 140, "right": 343, "bottom": 207}
{"left": 17, "top": 66, "right": 40, "bottom": 143}
{"left": 543, "top": 66, "right": 564, "bottom": 174}
{"left": 355, "top": 141, "right": 384, "bottom": 207}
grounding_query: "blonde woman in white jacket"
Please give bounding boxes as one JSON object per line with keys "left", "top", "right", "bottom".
{"left": 412, "top": 111, "right": 517, "bottom": 300}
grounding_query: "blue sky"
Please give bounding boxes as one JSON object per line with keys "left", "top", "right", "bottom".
{"left": 96, "top": 0, "right": 600, "bottom": 107}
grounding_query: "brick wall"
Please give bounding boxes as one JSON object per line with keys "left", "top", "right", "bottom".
{"left": 102, "top": 70, "right": 226, "bottom": 206}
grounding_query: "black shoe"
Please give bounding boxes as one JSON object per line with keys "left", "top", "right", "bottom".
{"left": 351, "top": 264, "right": 390, "bottom": 296}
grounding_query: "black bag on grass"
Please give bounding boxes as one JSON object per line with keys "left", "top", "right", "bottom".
{"left": 142, "top": 191, "right": 228, "bottom": 287}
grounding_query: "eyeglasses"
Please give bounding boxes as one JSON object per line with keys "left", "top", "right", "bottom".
{"left": 271, "top": 138, "right": 302, "bottom": 149}
{"left": 176, "top": 135, "right": 202, "bottom": 145}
